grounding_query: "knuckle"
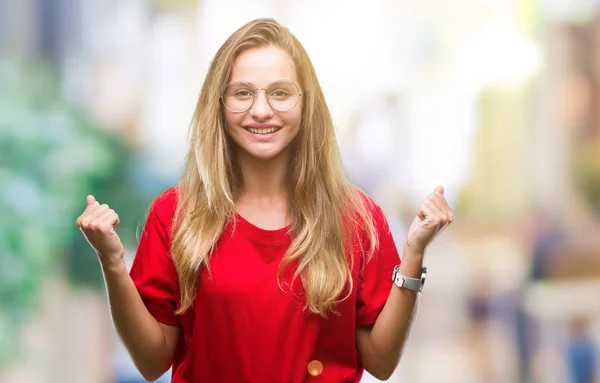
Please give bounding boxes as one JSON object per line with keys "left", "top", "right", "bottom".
{"left": 90, "top": 222, "right": 101, "bottom": 231}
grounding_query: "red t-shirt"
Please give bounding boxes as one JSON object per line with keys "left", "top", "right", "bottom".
{"left": 130, "top": 188, "right": 400, "bottom": 382}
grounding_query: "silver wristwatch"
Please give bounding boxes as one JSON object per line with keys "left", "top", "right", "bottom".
{"left": 391, "top": 265, "right": 427, "bottom": 292}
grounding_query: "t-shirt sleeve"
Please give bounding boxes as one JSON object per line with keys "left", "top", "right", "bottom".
{"left": 129, "top": 201, "right": 179, "bottom": 326}
{"left": 356, "top": 204, "right": 401, "bottom": 327}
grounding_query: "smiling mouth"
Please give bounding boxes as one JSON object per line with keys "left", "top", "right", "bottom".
{"left": 245, "top": 127, "right": 281, "bottom": 135}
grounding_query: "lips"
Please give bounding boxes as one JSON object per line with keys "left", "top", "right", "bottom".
{"left": 243, "top": 124, "right": 282, "bottom": 135}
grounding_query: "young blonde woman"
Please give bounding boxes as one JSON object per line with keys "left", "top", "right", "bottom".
{"left": 77, "top": 18, "right": 454, "bottom": 382}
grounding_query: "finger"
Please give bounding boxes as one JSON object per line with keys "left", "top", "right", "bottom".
{"left": 99, "top": 208, "right": 120, "bottom": 229}
{"left": 425, "top": 198, "right": 449, "bottom": 223}
{"left": 77, "top": 196, "right": 101, "bottom": 226}
{"left": 90, "top": 208, "right": 118, "bottom": 231}
{"left": 80, "top": 204, "right": 110, "bottom": 227}
{"left": 431, "top": 191, "right": 454, "bottom": 221}
{"left": 436, "top": 197, "right": 455, "bottom": 222}
{"left": 417, "top": 200, "right": 435, "bottom": 220}
{"left": 423, "top": 201, "right": 452, "bottom": 237}
{"left": 426, "top": 186, "right": 445, "bottom": 207}
{"left": 419, "top": 187, "right": 442, "bottom": 218}
{"left": 427, "top": 194, "right": 446, "bottom": 214}
{"left": 429, "top": 187, "right": 454, "bottom": 222}
{"left": 422, "top": 200, "right": 447, "bottom": 226}
{"left": 87, "top": 204, "right": 111, "bottom": 223}
{"left": 429, "top": 196, "right": 454, "bottom": 223}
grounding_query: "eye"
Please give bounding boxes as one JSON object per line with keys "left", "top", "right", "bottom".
{"left": 234, "top": 89, "right": 253, "bottom": 97}
{"left": 271, "top": 90, "right": 290, "bottom": 98}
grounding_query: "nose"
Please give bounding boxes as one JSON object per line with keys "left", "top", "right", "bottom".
{"left": 249, "top": 89, "right": 273, "bottom": 120}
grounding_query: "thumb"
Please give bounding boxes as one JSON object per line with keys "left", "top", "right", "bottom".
{"left": 434, "top": 185, "right": 444, "bottom": 195}
{"left": 86, "top": 195, "right": 97, "bottom": 206}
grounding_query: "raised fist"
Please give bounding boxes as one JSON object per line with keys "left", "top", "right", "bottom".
{"left": 76, "top": 195, "right": 125, "bottom": 267}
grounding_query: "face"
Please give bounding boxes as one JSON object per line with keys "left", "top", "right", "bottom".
{"left": 223, "top": 46, "right": 302, "bottom": 162}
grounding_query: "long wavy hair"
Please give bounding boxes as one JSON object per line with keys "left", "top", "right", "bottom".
{"left": 172, "top": 18, "right": 378, "bottom": 316}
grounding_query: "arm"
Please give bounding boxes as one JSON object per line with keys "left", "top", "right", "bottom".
{"left": 356, "top": 186, "right": 453, "bottom": 380}
{"left": 77, "top": 194, "right": 180, "bottom": 382}
{"left": 356, "top": 246, "right": 423, "bottom": 381}
{"left": 103, "top": 261, "right": 180, "bottom": 382}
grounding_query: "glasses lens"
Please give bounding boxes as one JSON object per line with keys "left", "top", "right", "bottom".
{"left": 222, "top": 80, "right": 301, "bottom": 112}
{"left": 267, "top": 80, "right": 300, "bottom": 111}
{"left": 223, "top": 82, "right": 254, "bottom": 112}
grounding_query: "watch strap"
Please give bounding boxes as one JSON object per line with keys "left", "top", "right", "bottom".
{"left": 392, "top": 265, "right": 427, "bottom": 292}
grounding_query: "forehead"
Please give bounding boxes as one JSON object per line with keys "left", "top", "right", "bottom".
{"left": 229, "top": 46, "right": 298, "bottom": 86}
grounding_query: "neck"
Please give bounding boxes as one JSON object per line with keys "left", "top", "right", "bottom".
{"left": 235, "top": 150, "right": 290, "bottom": 202}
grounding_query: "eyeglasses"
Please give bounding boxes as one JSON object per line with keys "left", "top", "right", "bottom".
{"left": 221, "top": 79, "right": 302, "bottom": 113}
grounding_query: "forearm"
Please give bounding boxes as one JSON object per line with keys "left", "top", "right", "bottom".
{"left": 102, "top": 261, "right": 174, "bottom": 380}
{"left": 362, "top": 245, "right": 423, "bottom": 378}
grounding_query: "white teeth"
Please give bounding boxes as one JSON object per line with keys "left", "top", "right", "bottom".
{"left": 248, "top": 127, "right": 278, "bottom": 134}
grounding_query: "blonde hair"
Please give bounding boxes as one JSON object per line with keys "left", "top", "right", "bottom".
{"left": 172, "top": 18, "right": 378, "bottom": 316}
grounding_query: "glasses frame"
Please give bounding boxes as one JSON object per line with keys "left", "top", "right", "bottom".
{"left": 220, "top": 79, "right": 302, "bottom": 113}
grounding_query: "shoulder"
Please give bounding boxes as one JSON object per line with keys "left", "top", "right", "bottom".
{"left": 354, "top": 187, "right": 386, "bottom": 227}
{"left": 148, "top": 186, "right": 179, "bottom": 225}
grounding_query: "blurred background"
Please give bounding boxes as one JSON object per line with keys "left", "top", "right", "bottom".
{"left": 1, "top": 0, "right": 600, "bottom": 382}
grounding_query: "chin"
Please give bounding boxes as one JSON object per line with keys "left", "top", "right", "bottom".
{"left": 229, "top": 130, "right": 299, "bottom": 162}
{"left": 243, "top": 147, "right": 287, "bottom": 161}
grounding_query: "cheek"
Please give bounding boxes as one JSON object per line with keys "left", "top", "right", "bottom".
{"left": 224, "top": 111, "right": 243, "bottom": 132}
{"left": 286, "top": 110, "right": 302, "bottom": 130}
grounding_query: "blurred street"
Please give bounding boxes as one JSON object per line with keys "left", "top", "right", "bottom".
{"left": 1, "top": 0, "right": 600, "bottom": 382}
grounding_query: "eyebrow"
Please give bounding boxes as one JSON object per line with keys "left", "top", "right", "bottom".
{"left": 228, "top": 79, "right": 296, "bottom": 87}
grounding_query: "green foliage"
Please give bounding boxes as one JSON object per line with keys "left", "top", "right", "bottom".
{"left": 0, "top": 57, "right": 155, "bottom": 366}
